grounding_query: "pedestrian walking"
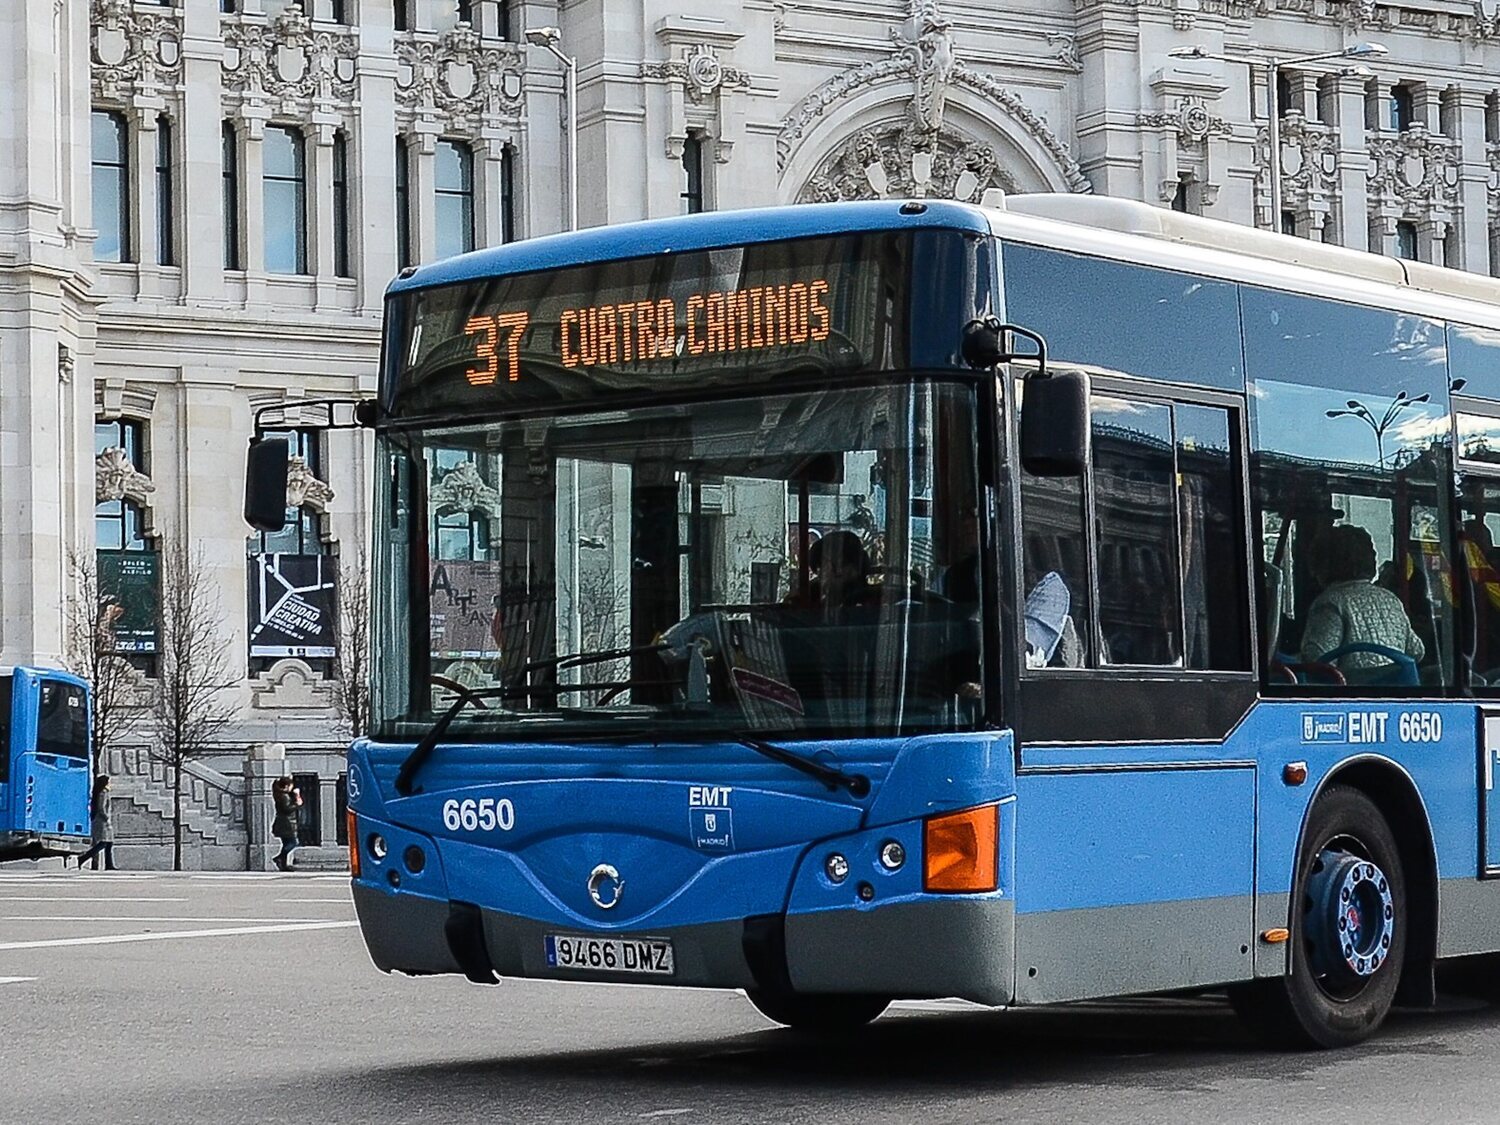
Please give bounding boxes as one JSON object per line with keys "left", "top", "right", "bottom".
{"left": 74, "top": 774, "right": 117, "bottom": 871}
{"left": 271, "top": 776, "right": 302, "bottom": 871}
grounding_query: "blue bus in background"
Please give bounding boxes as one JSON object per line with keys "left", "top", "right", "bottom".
{"left": 0, "top": 667, "right": 91, "bottom": 860}
{"left": 247, "top": 196, "right": 1500, "bottom": 1049}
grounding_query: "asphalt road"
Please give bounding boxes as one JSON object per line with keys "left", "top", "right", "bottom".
{"left": 3, "top": 867, "right": 1500, "bottom": 1125}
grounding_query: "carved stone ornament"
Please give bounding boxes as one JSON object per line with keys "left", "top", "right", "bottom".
{"left": 91, "top": 0, "right": 183, "bottom": 102}
{"left": 640, "top": 45, "right": 751, "bottom": 105}
{"left": 798, "top": 122, "right": 1020, "bottom": 204}
{"left": 429, "top": 460, "right": 501, "bottom": 520}
{"left": 1139, "top": 99, "right": 1233, "bottom": 146}
{"left": 1488, "top": 143, "right": 1500, "bottom": 219}
{"left": 285, "top": 456, "right": 334, "bottom": 513}
{"left": 1256, "top": 115, "right": 1340, "bottom": 213}
{"left": 780, "top": 0, "right": 1089, "bottom": 193}
{"left": 395, "top": 24, "right": 524, "bottom": 131}
{"left": 891, "top": 2, "right": 956, "bottom": 133}
{"left": 222, "top": 9, "right": 358, "bottom": 109}
{"left": 1366, "top": 127, "right": 1460, "bottom": 217}
{"left": 95, "top": 447, "right": 156, "bottom": 507}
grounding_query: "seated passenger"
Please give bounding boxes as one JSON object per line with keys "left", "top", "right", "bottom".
{"left": 789, "top": 530, "right": 877, "bottom": 613}
{"left": 1300, "top": 524, "right": 1424, "bottom": 676}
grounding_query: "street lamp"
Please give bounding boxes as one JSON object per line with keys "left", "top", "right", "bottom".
{"left": 1167, "top": 42, "right": 1388, "bottom": 231}
{"left": 1325, "top": 390, "right": 1429, "bottom": 468}
{"left": 525, "top": 25, "right": 578, "bottom": 231}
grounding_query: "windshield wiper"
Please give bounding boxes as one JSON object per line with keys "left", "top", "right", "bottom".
{"left": 394, "top": 642, "right": 678, "bottom": 796}
{"left": 395, "top": 684, "right": 507, "bottom": 796}
{"left": 733, "top": 735, "right": 870, "bottom": 798}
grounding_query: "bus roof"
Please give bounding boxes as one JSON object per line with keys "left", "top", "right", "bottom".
{"left": 385, "top": 200, "right": 991, "bottom": 296}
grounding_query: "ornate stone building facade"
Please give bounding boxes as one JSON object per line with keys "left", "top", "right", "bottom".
{"left": 5, "top": 0, "right": 1500, "bottom": 862}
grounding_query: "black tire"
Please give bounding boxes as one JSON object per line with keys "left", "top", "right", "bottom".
{"left": 1232, "top": 785, "right": 1407, "bottom": 1049}
{"left": 746, "top": 989, "right": 890, "bottom": 1032}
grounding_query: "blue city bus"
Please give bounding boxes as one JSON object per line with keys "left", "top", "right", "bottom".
{"left": 0, "top": 667, "right": 91, "bottom": 860}
{"left": 248, "top": 196, "right": 1500, "bottom": 1048}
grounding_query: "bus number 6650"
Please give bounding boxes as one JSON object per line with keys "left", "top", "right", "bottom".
{"left": 442, "top": 797, "right": 516, "bottom": 833}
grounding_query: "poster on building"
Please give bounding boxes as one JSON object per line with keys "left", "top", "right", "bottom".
{"left": 429, "top": 560, "right": 505, "bottom": 659}
{"left": 248, "top": 554, "right": 337, "bottom": 658}
{"left": 97, "top": 549, "right": 159, "bottom": 653}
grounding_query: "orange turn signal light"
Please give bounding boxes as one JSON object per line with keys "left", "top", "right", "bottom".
{"left": 924, "top": 804, "right": 999, "bottom": 893}
{"left": 347, "top": 810, "right": 361, "bottom": 879}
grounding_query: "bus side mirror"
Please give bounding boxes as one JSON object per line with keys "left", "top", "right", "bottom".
{"left": 244, "top": 438, "right": 290, "bottom": 532}
{"left": 1020, "top": 370, "right": 1089, "bottom": 477}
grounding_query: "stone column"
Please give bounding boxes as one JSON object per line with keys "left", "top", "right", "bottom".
{"left": 241, "top": 112, "right": 269, "bottom": 305}
{"left": 181, "top": 0, "right": 227, "bottom": 304}
{"left": 413, "top": 128, "right": 438, "bottom": 263}
{"left": 1333, "top": 74, "right": 1372, "bottom": 252}
{"left": 357, "top": 6, "right": 399, "bottom": 313}
{"left": 132, "top": 107, "right": 162, "bottom": 289}
{"left": 311, "top": 120, "right": 338, "bottom": 310}
{"left": 244, "top": 742, "right": 287, "bottom": 871}
{"left": 1455, "top": 87, "right": 1490, "bottom": 273}
{"left": 476, "top": 131, "right": 514, "bottom": 247}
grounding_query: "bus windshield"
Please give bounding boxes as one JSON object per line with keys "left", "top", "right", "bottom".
{"left": 372, "top": 379, "right": 984, "bottom": 742}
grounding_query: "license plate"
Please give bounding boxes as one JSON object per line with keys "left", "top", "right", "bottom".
{"left": 544, "top": 933, "right": 675, "bottom": 976}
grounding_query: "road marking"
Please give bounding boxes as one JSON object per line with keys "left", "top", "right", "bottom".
{"left": 0, "top": 896, "right": 189, "bottom": 903}
{"left": 0, "top": 920, "right": 359, "bottom": 951}
{"left": 638, "top": 1112, "right": 693, "bottom": 1120}
{"left": 0, "top": 916, "right": 346, "bottom": 924}
{"left": 0, "top": 976, "right": 37, "bottom": 984}
{"left": 275, "top": 897, "right": 351, "bottom": 904}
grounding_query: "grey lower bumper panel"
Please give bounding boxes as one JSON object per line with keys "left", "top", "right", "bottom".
{"left": 352, "top": 885, "right": 1013, "bottom": 1004}
{"left": 786, "top": 898, "right": 1013, "bottom": 1005}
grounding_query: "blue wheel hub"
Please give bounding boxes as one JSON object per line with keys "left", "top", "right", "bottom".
{"left": 1305, "top": 849, "right": 1395, "bottom": 983}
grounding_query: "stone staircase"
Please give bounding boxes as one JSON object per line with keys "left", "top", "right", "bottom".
{"left": 106, "top": 744, "right": 249, "bottom": 848}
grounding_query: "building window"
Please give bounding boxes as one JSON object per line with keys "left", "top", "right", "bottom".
{"left": 394, "top": 0, "right": 408, "bottom": 31}
{"left": 264, "top": 125, "right": 307, "bottom": 274}
{"left": 1275, "top": 71, "right": 1293, "bottom": 118}
{"left": 1281, "top": 211, "right": 1297, "bottom": 237}
{"left": 501, "top": 144, "right": 516, "bottom": 243}
{"left": 1170, "top": 180, "right": 1189, "bottom": 213}
{"left": 220, "top": 0, "right": 236, "bottom": 10}
{"left": 457, "top": 0, "right": 473, "bottom": 23}
{"left": 155, "top": 116, "right": 174, "bottom": 266}
{"left": 253, "top": 430, "right": 326, "bottom": 556}
{"left": 222, "top": 121, "right": 241, "bottom": 269}
{"left": 1487, "top": 92, "right": 1500, "bottom": 145}
{"left": 95, "top": 420, "right": 150, "bottom": 551}
{"left": 1396, "top": 221, "right": 1418, "bottom": 260}
{"left": 682, "top": 133, "right": 706, "bottom": 214}
{"left": 1390, "top": 84, "right": 1415, "bottom": 132}
{"left": 331, "top": 0, "right": 347, "bottom": 21}
{"left": 91, "top": 110, "right": 130, "bottom": 263}
{"left": 396, "top": 136, "right": 411, "bottom": 269}
{"left": 497, "top": 0, "right": 512, "bottom": 38}
{"left": 434, "top": 139, "right": 475, "bottom": 260}
{"left": 333, "top": 131, "right": 351, "bottom": 277}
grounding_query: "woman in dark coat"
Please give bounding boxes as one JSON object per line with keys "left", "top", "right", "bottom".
{"left": 271, "top": 776, "right": 302, "bottom": 871}
{"left": 74, "top": 775, "right": 117, "bottom": 871}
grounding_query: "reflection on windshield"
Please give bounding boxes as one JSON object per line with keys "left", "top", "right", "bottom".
{"left": 372, "top": 382, "right": 984, "bottom": 741}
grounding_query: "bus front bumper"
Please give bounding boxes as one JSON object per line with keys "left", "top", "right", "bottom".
{"left": 351, "top": 884, "right": 1014, "bottom": 1006}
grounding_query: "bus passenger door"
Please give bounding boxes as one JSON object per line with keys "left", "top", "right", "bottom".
{"left": 1460, "top": 472, "right": 1500, "bottom": 875}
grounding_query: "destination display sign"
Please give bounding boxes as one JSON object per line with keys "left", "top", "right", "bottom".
{"left": 385, "top": 230, "right": 978, "bottom": 418}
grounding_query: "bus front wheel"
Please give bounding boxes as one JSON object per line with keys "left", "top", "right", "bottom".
{"left": 746, "top": 989, "right": 890, "bottom": 1032}
{"left": 1233, "top": 785, "right": 1407, "bottom": 1049}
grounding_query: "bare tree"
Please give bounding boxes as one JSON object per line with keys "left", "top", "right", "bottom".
{"left": 150, "top": 542, "right": 237, "bottom": 871}
{"left": 64, "top": 550, "right": 140, "bottom": 773}
{"left": 334, "top": 543, "right": 372, "bottom": 738}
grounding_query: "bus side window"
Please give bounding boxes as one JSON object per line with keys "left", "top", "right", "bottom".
{"left": 1245, "top": 287, "right": 1455, "bottom": 691}
{"left": 1019, "top": 466, "right": 1093, "bottom": 668}
{"left": 0, "top": 675, "right": 10, "bottom": 784}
